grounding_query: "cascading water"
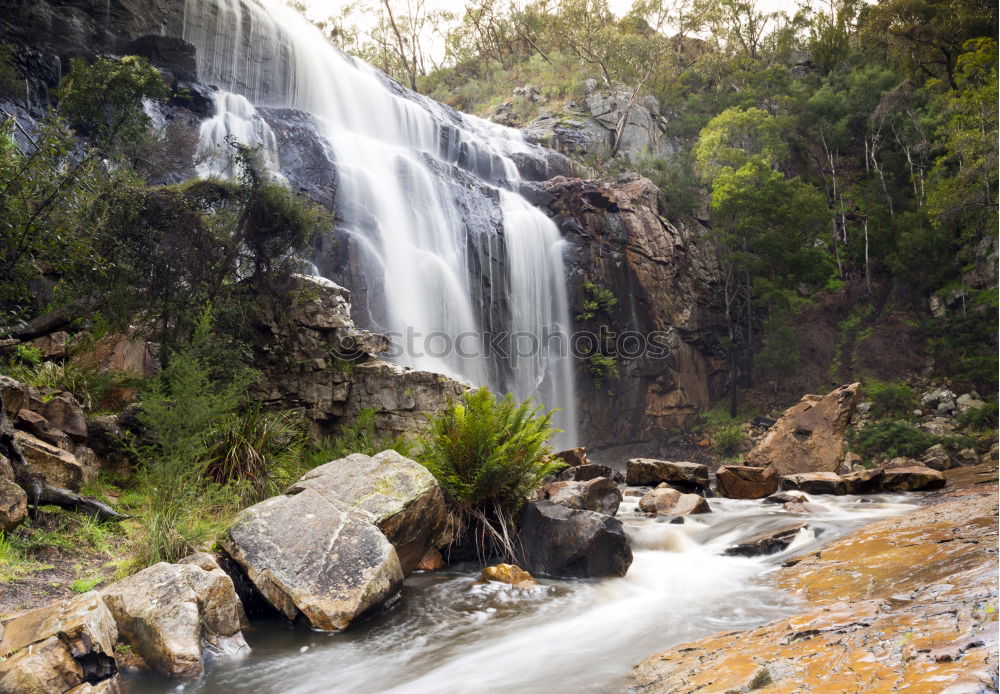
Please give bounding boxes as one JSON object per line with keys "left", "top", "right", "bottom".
{"left": 181, "top": 0, "right": 576, "bottom": 441}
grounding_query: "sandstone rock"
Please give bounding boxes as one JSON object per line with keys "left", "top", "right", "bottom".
{"left": 780, "top": 472, "right": 847, "bottom": 495}
{"left": 638, "top": 487, "right": 711, "bottom": 515}
{"left": 515, "top": 501, "right": 632, "bottom": 578}
{"left": 0, "top": 592, "right": 118, "bottom": 693}
{"left": 41, "top": 392, "right": 87, "bottom": 441}
{"left": 101, "top": 555, "right": 248, "bottom": 679}
{"left": 480, "top": 564, "right": 537, "bottom": 588}
{"left": 715, "top": 465, "right": 778, "bottom": 499}
{"left": 0, "top": 477, "right": 27, "bottom": 532}
{"left": 552, "top": 447, "right": 588, "bottom": 467}
{"left": 841, "top": 467, "right": 884, "bottom": 494}
{"left": 625, "top": 459, "right": 709, "bottom": 491}
{"left": 544, "top": 478, "right": 622, "bottom": 515}
{"left": 559, "top": 463, "right": 620, "bottom": 482}
{"left": 724, "top": 523, "right": 807, "bottom": 557}
{"left": 745, "top": 383, "right": 860, "bottom": 476}
{"left": 287, "top": 450, "right": 447, "bottom": 575}
{"left": 415, "top": 548, "right": 444, "bottom": 572}
{"left": 13, "top": 430, "right": 87, "bottom": 490}
{"left": 222, "top": 488, "right": 403, "bottom": 631}
{"left": 922, "top": 388, "right": 957, "bottom": 413}
{"left": 881, "top": 466, "right": 946, "bottom": 492}
{"left": 920, "top": 443, "right": 957, "bottom": 471}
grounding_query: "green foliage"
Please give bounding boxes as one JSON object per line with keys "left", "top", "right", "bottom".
{"left": 926, "top": 289, "right": 999, "bottom": 392}
{"left": 586, "top": 353, "right": 619, "bottom": 387}
{"left": 12, "top": 343, "right": 42, "bottom": 366}
{"left": 71, "top": 576, "right": 104, "bottom": 593}
{"left": 864, "top": 380, "right": 918, "bottom": 418}
{"left": 694, "top": 107, "right": 789, "bottom": 183}
{"left": 959, "top": 401, "right": 999, "bottom": 430}
{"left": 55, "top": 55, "right": 168, "bottom": 146}
{"left": 698, "top": 403, "right": 750, "bottom": 457}
{"left": 308, "top": 408, "right": 413, "bottom": 464}
{"left": 576, "top": 280, "right": 618, "bottom": 321}
{"left": 1, "top": 359, "right": 140, "bottom": 412}
{"left": 756, "top": 314, "right": 800, "bottom": 378}
{"left": 418, "top": 387, "right": 564, "bottom": 560}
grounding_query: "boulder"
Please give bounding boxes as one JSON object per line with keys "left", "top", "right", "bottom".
{"left": 955, "top": 448, "right": 980, "bottom": 466}
{"left": 724, "top": 523, "right": 807, "bottom": 557}
{"left": 780, "top": 472, "right": 847, "bottom": 496}
{"left": 222, "top": 487, "right": 403, "bottom": 631}
{"left": 13, "top": 430, "right": 88, "bottom": 490}
{"left": 480, "top": 564, "right": 537, "bottom": 588}
{"left": 841, "top": 468, "right": 884, "bottom": 495}
{"left": 715, "top": 465, "right": 779, "bottom": 499}
{"left": 745, "top": 383, "right": 860, "bottom": 476}
{"left": 625, "top": 459, "right": 709, "bottom": 491}
{"left": 0, "top": 376, "right": 27, "bottom": 417}
{"left": 0, "top": 477, "right": 27, "bottom": 531}
{"left": 921, "top": 388, "right": 956, "bottom": 413}
{"left": 955, "top": 393, "right": 986, "bottom": 413}
{"left": 920, "top": 444, "right": 956, "bottom": 471}
{"left": 0, "top": 592, "right": 118, "bottom": 693}
{"left": 881, "top": 466, "right": 946, "bottom": 492}
{"left": 840, "top": 451, "right": 864, "bottom": 474}
{"left": 14, "top": 409, "right": 70, "bottom": 449}
{"left": 544, "top": 478, "right": 622, "bottom": 515}
{"left": 41, "top": 393, "right": 87, "bottom": 442}
{"left": 552, "top": 447, "right": 589, "bottom": 467}
{"left": 559, "top": 463, "right": 620, "bottom": 482}
{"left": 762, "top": 491, "right": 807, "bottom": 505}
{"left": 415, "top": 548, "right": 444, "bottom": 572}
{"left": 286, "top": 450, "right": 447, "bottom": 575}
{"left": 101, "top": 554, "right": 248, "bottom": 679}
{"left": 638, "top": 486, "right": 711, "bottom": 515}
{"left": 515, "top": 501, "right": 632, "bottom": 578}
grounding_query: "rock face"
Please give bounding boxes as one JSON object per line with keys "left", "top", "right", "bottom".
{"left": 744, "top": 383, "right": 860, "bottom": 476}
{"left": 222, "top": 487, "right": 403, "bottom": 632}
{"left": 625, "top": 459, "right": 709, "bottom": 491}
{"left": 515, "top": 501, "right": 632, "bottom": 578}
{"left": 287, "top": 450, "right": 448, "bottom": 574}
{"left": 882, "top": 466, "right": 947, "bottom": 492}
{"left": 637, "top": 486, "right": 711, "bottom": 515}
{"left": 780, "top": 472, "right": 847, "bottom": 496}
{"left": 632, "top": 473, "right": 999, "bottom": 693}
{"left": 714, "top": 465, "right": 779, "bottom": 499}
{"left": 0, "top": 592, "right": 119, "bottom": 693}
{"left": 724, "top": 523, "right": 807, "bottom": 557}
{"left": 543, "top": 478, "right": 622, "bottom": 515}
{"left": 101, "top": 554, "right": 248, "bottom": 679}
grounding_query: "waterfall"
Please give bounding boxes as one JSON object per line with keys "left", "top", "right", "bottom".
{"left": 180, "top": 0, "right": 577, "bottom": 443}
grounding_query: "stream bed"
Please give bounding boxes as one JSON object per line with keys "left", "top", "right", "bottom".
{"left": 124, "top": 493, "right": 917, "bottom": 693}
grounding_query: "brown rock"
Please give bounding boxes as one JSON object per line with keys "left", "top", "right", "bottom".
{"left": 41, "top": 393, "right": 87, "bottom": 441}
{"left": 415, "top": 548, "right": 444, "bottom": 572}
{"left": 13, "top": 408, "right": 70, "bottom": 449}
{"left": 28, "top": 331, "right": 69, "bottom": 359}
{"left": 625, "top": 459, "right": 709, "bottom": 490}
{"left": 724, "top": 523, "right": 807, "bottom": 557}
{"left": 920, "top": 444, "right": 956, "bottom": 471}
{"left": 0, "top": 477, "right": 27, "bottom": 532}
{"left": 885, "top": 456, "right": 921, "bottom": 469}
{"left": 13, "top": 430, "right": 86, "bottom": 490}
{"left": 552, "top": 447, "right": 588, "bottom": 467}
{"left": 780, "top": 472, "right": 847, "bottom": 495}
{"left": 840, "top": 451, "right": 864, "bottom": 474}
{"left": 560, "top": 463, "right": 619, "bottom": 482}
{"left": 638, "top": 487, "right": 710, "bottom": 515}
{"left": 762, "top": 491, "right": 807, "bottom": 505}
{"left": 841, "top": 467, "right": 884, "bottom": 494}
{"left": 714, "top": 465, "right": 778, "bottom": 499}
{"left": 744, "top": 383, "right": 860, "bottom": 476}
{"left": 881, "top": 466, "right": 947, "bottom": 492}
{"left": 71, "top": 332, "right": 159, "bottom": 379}
{"left": 0, "top": 376, "right": 27, "bottom": 417}
{"left": 480, "top": 563, "right": 537, "bottom": 588}
{"left": 782, "top": 501, "right": 828, "bottom": 513}
{"left": 545, "top": 477, "right": 622, "bottom": 515}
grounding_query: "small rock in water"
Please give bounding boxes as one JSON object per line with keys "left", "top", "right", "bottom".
{"left": 724, "top": 523, "right": 807, "bottom": 557}
{"left": 763, "top": 491, "right": 807, "bottom": 505}
{"left": 415, "top": 547, "right": 445, "bottom": 572}
{"left": 480, "top": 563, "right": 538, "bottom": 588}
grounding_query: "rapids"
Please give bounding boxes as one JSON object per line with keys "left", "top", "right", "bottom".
{"left": 123, "top": 492, "right": 917, "bottom": 693}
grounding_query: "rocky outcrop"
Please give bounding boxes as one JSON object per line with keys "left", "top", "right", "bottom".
{"left": 745, "top": 383, "right": 860, "bottom": 476}
{"left": 542, "top": 478, "right": 622, "bottom": 515}
{"left": 287, "top": 451, "right": 448, "bottom": 574}
{"left": 625, "top": 459, "right": 709, "bottom": 491}
{"left": 637, "top": 486, "right": 711, "bottom": 515}
{"left": 714, "top": 465, "right": 779, "bottom": 499}
{"left": 723, "top": 523, "right": 807, "bottom": 557}
{"left": 0, "top": 592, "right": 119, "bottom": 693}
{"left": 632, "top": 471, "right": 999, "bottom": 693}
{"left": 780, "top": 472, "right": 847, "bottom": 496}
{"left": 515, "top": 501, "right": 632, "bottom": 578}
{"left": 101, "top": 554, "right": 248, "bottom": 679}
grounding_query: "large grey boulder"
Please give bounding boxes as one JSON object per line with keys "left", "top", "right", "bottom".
{"left": 287, "top": 450, "right": 447, "bottom": 574}
{"left": 222, "top": 487, "right": 403, "bottom": 632}
{"left": 625, "top": 459, "right": 709, "bottom": 491}
{"left": 101, "top": 554, "right": 248, "bottom": 679}
{"left": 515, "top": 501, "right": 632, "bottom": 578}
{"left": 0, "top": 592, "right": 119, "bottom": 693}
{"left": 544, "top": 478, "right": 622, "bottom": 515}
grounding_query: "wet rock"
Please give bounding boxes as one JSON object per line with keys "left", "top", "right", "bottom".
{"left": 637, "top": 486, "right": 711, "bottom": 515}
{"left": 559, "top": 463, "right": 620, "bottom": 482}
{"left": 0, "top": 592, "right": 118, "bottom": 693}
{"left": 122, "top": 35, "right": 198, "bottom": 81}
{"left": 553, "top": 447, "right": 588, "bottom": 467}
{"left": 762, "top": 491, "right": 807, "bottom": 505}
{"left": 841, "top": 467, "right": 884, "bottom": 494}
{"left": 625, "top": 459, "right": 709, "bottom": 491}
{"left": 287, "top": 450, "right": 447, "bottom": 575}
{"left": 13, "top": 430, "right": 88, "bottom": 490}
{"left": 715, "top": 465, "right": 779, "bottom": 499}
{"left": 544, "top": 477, "right": 622, "bottom": 515}
{"left": 221, "top": 487, "right": 403, "bottom": 631}
{"left": 102, "top": 555, "right": 248, "bottom": 679}
{"left": 881, "top": 466, "right": 946, "bottom": 492}
{"left": 724, "top": 523, "right": 807, "bottom": 557}
{"left": 780, "top": 472, "right": 847, "bottom": 495}
{"left": 515, "top": 501, "right": 632, "bottom": 578}
{"left": 480, "top": 564, "right": 537, "bottom": 588}
{"left": 0, "top": 476, "right": 27, "bottom": 531}
{"left": 415, "top": 548, "right": 444, "bottom": 572}
{"left": 745, "top": 383, "right": 860, "bottom": 476}
{"left": 921, "top": 443, "right": 958, "bottom": 471}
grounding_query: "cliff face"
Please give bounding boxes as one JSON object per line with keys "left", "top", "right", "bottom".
{"left": 532, "top": 175, "right": 728, "bottom": 456}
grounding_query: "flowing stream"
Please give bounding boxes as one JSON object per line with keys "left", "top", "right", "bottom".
{"left": 182, "top": 0, "right": 576, "bottom": 441}
{"left": 123, "top": 492, "right": 916, "bottom": 693}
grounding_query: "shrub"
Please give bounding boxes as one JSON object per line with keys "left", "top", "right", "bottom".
{"left": 1, "top": 359, "right": 140, "bottom": 412}
{"left": 849, "top": 419, "right": 939, "bottom": 460}
{"left": 418, "top": 387, "right": 565, "bottom": 561}
{"left": 865, "top": 380, "right": 918, "bottom": 418}
{"left": 576, "top": 281, "right": 618, "bottom": 321}
{"left": 587, "top": 353, "right": 619, "bottom": 387}
{"left": 959, "top": 402, "right": 999, "bottom": 430}
{"left": 712, "top": 424, "right": 748, "bottom": 457}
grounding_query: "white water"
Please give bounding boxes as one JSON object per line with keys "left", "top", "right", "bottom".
{"left": 125, "top": 492, "right": 916, "bottom": 693}
{"left": 181, "top": 0, "right": 576, "bottom": 441}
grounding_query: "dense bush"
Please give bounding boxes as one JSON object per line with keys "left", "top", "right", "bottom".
{"left": 865, "top": 380, "right": 918, "bottom": 418}
{"left": 959, "top": 402, "right": 999, "bottom": 430}
{"left": 849, "top": 419, "right": 940, "bottom": 460}
{"left": 418, "top": 387, "right": 564, "bottom": 560}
